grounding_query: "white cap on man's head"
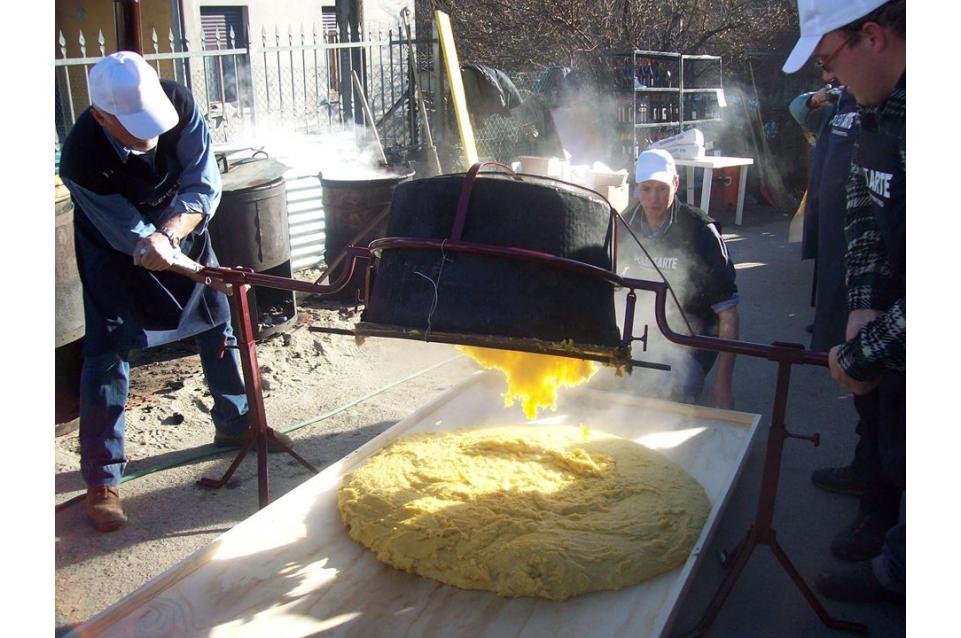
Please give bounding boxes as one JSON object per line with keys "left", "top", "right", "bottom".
{"left": 782, "top": 0, "right": 889, "bottom": 73}
{"left": 89, "top": 51, "right": 179, "bottom": 139}
{"left": 635, "top": 149, "right": 677, "bottom": 186}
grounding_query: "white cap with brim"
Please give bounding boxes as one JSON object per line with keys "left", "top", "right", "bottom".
{"left": 782, "top": 0, "right": 889, "bottom": 73}
{"left": 635, "top": 149, "right": 677, "bottom": 186}
{"left": 89, "top": 51, "right": 179, "bottom": 139}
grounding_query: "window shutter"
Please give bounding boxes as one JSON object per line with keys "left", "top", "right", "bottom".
{"left": 200, "top": 7, "right": 246, "bottom": 49}
{"left": 322, "top": 7, "right": 337, "bottom": 35}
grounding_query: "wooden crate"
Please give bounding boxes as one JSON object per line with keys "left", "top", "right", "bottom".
{"left": 71, "top": 371, "right": 760, "bottom": 638}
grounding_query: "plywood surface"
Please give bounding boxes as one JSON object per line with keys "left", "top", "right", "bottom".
{"left": 73, "top": 372, "right": 760, "bottom": 638}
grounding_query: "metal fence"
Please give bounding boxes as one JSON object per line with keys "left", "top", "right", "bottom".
{"left": 55, "top": 23, "right": 415, "bottom": 148}
{"left": 55, "top": 22, "right": 421, "bottom": 272}
{"left": 470, "top": 71, "right": 543, "bottom": 163}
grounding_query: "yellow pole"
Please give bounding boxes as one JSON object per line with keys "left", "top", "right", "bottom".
{"left": 434, "top": 10, "right": 478, "bottom": 168}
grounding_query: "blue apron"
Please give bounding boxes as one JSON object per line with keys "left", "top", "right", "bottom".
{"left": 72, "top": 151, "right": 230, "bottom": 357}
{"left": 805, "top": 90, "right": 859, "bottom": 352}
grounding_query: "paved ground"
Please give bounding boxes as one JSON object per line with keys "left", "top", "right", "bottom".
{"left": 52, "top": 199, "right": 905, "bottom": 637}
{"left": 671, "top": 203, "right": 905, "bottom": 637}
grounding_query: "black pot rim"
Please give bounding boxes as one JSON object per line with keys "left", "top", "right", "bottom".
{"left": 318, "top": 169, "right": 416, "bottom": 189}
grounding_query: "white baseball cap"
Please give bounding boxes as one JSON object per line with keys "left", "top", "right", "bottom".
{"left": 782, "top": 0, "right": 889, "bottom": 73}
{"left": 635, "top": 149, "right": 677, "bottom": 186}
{"left": 89, "top": 51, "right": 179, "bottom": 139}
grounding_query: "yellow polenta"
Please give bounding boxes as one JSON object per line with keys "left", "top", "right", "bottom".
{"left": 337, "top": 425, "right": 710, "bottom": 600}
{"left": 459, "top": 346, "right": 598, "bottom": 419}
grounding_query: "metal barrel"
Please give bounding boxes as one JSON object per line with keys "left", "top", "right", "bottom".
{"left": 209, "top": 160, "right": 291, "bottom": 271}
{"left": 319, "top": 169, "right": 415, "bottom": 299}
{"left": 208, "top": 158, "right": 298, "bottom": 339}
{"left": 55, "top": 197, "right": 85, "bottom": 347}
{"left": 55, "top": 193, "right": 84, "bottom": 435}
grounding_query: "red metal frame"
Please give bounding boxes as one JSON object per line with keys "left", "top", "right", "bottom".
{"left": 196, "top": 280, "right": 320, "bottom": 507}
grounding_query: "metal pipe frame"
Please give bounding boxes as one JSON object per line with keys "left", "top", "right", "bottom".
{"left": 197, "top": 237, "right": 865, "bottom": 634}
{"left": 196, "top": 277, "right": 324, "bottom": 507}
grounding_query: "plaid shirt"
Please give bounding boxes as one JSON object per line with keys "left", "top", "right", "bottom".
{"left": 836, "top": 76, "right": 906, "bottom": 380}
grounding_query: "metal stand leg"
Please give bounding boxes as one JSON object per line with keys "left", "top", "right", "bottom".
{"left": 699, "top": 168, "right": 714, "bottom": 214}
{"left": 677, "top": 352, "right": 867, "bottom": 637}
{"left": 735, "top": 166, "right": 748, "bottom": 226}
{"left": 198, "top": 284, "right": 319, "bottom": 509}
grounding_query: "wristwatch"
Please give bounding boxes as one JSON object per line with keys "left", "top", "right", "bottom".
{"left": 158, "top": 227, "right": 180, "bottom": 248}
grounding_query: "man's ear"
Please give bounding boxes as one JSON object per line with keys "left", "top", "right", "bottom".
{"left": 90, "top": 107, "right": 107, "bottom": 126}
{"left": 861, "top": 21, "right": 888, "bottom": 53}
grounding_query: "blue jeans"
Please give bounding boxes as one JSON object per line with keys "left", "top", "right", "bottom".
{"left": 873, "top": 496, "right": 905, "bottom": 594}
{"left": 79, "top": 322, "right": 249, "bottom": 487}
{"left": 870, "top": 371, "right": 906, "bottom": 591}
{"left": 673, "top": 349, "right": 719, "bottom": 403}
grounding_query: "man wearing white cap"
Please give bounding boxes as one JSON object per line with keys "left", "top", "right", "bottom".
{"left": 620, "top": 149, "right": 740, "bottom": 409}
{"left": 59, "top": 52, "right": 288, "bottom": 532}
{"left": 783, "top": 0, "right": 905, "bottom": 604}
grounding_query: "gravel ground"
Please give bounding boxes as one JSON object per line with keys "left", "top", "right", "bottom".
{"left": 54, "top": 278, "right": 481, "bottom": 633}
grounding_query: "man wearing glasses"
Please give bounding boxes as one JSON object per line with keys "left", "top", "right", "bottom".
{"left": 783, "top": 0, "right": 905, "bottom": 604}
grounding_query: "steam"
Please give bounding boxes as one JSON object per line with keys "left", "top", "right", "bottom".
{"left": 217, "top": 117, "right": 399, "bottom": 180}
{"left": 583, "top": 219, "right": 724, "bottom": 408}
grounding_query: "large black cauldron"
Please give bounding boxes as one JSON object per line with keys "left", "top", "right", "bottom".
{"left": 362, "top": 172, "right": 621, "bottom": 350}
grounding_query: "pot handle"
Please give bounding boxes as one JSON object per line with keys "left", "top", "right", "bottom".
{"left": 450, "top": 161, "right": 522, "bottom": 241}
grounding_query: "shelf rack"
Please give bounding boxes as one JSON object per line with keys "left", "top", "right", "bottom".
{"left": 605, "top": 50, "right": 724, "bottom": 164}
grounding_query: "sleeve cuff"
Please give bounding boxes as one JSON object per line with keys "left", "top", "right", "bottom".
{"left": 835, "top": 338, "right": 884, "bottom": 382}
{"left": 711, "top": 293, "right": 740, "bottom": 314}
{"left": 161, "top": 194, "right": 215, "bottom": 233}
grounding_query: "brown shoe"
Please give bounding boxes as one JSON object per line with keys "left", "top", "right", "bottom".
{"left": 85, "top": 486, "right": 128, "bottom": 532}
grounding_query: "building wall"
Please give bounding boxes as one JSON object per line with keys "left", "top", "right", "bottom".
{"left": 362, "top": 0, "right": 412, "bottom": 34}
{"left": 55, "top": 0, "right": 177, "bottom": 56}
{"left": 55, "top": 1, "right": 178, "bottom": 131}
{"left": 179, "top": 0, "right": 413, "bottom": 41}
{"left": 180, "top": 0, "right": 335, "bottom": 44}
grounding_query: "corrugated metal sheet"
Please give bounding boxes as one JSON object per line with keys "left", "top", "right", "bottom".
{"left": 284, "top": 168, "right": 326, "bottom": 270}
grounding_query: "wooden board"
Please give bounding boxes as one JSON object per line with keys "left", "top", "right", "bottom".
{"left": 70, "top": 372, "right": 760, "bottom": 638}
{"left": 435, "top": 10, "right": 478, "bottom": 169}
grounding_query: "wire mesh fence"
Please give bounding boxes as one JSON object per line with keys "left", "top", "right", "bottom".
{"left": 452, "top": 70, "right": 549, "bottom": 164}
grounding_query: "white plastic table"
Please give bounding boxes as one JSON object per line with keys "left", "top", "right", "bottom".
{"left": 674, "top": 156, "right": 754, "bottom": 225}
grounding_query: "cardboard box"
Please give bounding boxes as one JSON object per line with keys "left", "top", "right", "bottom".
{"left": 603, "top": 183, "right": 630, "bottom": 213}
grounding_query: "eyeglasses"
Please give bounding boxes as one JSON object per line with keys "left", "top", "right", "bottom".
{"left": 815, "top": 34, "right": 855, "bottom": 72}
